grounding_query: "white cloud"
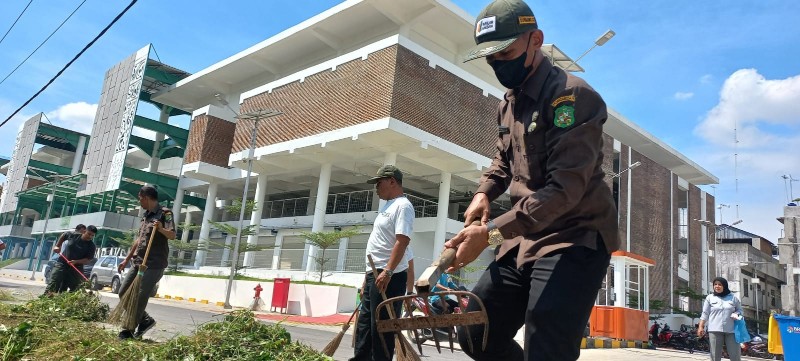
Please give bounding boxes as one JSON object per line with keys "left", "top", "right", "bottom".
{"left": 690, "top": 69, "right": 800, "bottom": 244}
{"left": 45, "top": 102, "right": 97, "bottom": 135}
{"left": 700, "top": 74, "right": 713, "bottom": 84}
{"left": 674, "top": 91, "right": 694, "bottom": 100}
{"left": 694, "top": 69, "right": 800, "bottom": 149}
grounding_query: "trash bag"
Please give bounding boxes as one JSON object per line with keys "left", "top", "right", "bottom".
{"left": 734, "top": 318, "right": 751, "bottom": 343}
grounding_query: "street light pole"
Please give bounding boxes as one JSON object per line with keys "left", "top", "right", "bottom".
{"left": 564, "top": 29, "right": 616, "bottom": 72}
{"left": 223, "top": 108, "right": 282, "bottom": 309}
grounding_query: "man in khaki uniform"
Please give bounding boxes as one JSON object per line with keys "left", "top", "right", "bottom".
{"left": 445, "top": 0, "right": 620, "bottom": 360}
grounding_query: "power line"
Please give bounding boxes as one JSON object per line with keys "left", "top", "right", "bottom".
{"left": 0, "top": 0, "right": 34, "bottom": 46}
{"left": 0, "top": 0, "right": 138, "bottom": 130}
{"left": 0, "top": 0, "right": 88, "bottom": 87}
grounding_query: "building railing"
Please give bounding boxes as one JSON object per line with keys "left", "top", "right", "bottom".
{"left": 405, "top": 194, "right": 438, "bottom": 218}
{"left": 263, "top": 190, "right": 376, "bottom": 219}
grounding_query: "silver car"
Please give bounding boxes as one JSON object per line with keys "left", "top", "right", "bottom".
{"left": 88, "top": 255, "right": 159, "bottom": 296}
{"left": 89, "top": 256, "right": 129, "bottom": 293}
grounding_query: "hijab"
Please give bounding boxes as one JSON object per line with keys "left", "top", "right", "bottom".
{"left": 712, "top": 277, "right": 731, "bottom": 297}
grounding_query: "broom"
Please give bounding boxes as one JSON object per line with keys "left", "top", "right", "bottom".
{"left": 321, "top": 301, "right": 361, "bottom": 356}
{"left": 368, "top": 255, "right": 422, "bottom": 361}
{"left": 108, "top": 223, "right": 158, "bottom": 330}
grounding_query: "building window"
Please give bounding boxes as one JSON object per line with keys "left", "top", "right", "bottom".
{"left": 677, "top": 187, "right": 689, "bottom": 272}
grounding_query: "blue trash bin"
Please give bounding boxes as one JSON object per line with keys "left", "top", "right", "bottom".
{"left": 774, "top": 314, "right": 800, "bottom": 360}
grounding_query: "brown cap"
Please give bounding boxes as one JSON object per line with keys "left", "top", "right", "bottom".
{"left": 366, "top": 165, "right": 403, "bottom": 184}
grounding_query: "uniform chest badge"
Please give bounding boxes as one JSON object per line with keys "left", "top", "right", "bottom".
{"left": 554, "top": 105, "right": 575, "bottom": 128}
{"left": 527, "top": 111, "right": 538, "bottom": 133}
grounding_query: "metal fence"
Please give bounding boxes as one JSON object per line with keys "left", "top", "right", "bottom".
{"left": 263, "top": 190, "right": 376, "bottom": 219}
{"left": 405, "top": 194, "right": 438, "bottom": 218}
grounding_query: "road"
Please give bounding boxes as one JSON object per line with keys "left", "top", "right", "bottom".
{"left": 0, "top": 279, "right": 763, "bottom": 361}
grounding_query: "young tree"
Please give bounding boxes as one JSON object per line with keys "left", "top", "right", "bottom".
{"left": 167, "top": 223, "right": 205, "bottom": 272}
{"left": 204, "top": 198, "right": 271, "bottom": 276}
{"left": 673, "top": 287, "right": 705, "bottom": 325}
{"left": 109, "top": 229, "right": 138, "bottom": 256}
{"left": 301, "top": 227, "right": 360, "bottom": 282}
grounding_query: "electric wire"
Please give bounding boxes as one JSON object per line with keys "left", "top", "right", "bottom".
{"left": 0, "top": 0, "right": 138, "bottom": 130}
{"left": 0, "top": 0, "right": 88, "bottom": 87}
{"left": 0, "top": 0, "right": 34, "bottom": 46}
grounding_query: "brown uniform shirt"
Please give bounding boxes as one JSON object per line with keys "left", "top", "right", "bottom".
{"left": 134, "top": 206, "right": 175, "bottom": 269}
{"left": 476, "top": 57, "right": 620, "bottom": 268}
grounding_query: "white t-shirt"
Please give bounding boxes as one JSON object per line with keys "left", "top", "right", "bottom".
{"left": 365, "top": 195, "right": 414, "bottom": 272}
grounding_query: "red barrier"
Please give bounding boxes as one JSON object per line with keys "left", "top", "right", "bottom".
{"left": 271, "top": 278, "right": 290, "bottom": 313}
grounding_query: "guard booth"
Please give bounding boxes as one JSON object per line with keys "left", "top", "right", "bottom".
{"left": 590, "top": 251, "right": 655, "bottom": 341}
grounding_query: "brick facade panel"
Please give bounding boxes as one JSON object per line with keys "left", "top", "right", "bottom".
{"left": 185, "top": 114, "right": 236, "bottom": 167}
{"left": 627, "top": 148, "right": 674, "bottom": 306}
{"left": 236, "top": 46, "right": 398, "bottom": 153}
{"left": 688, "top": 184, "right": 704, "bottom": 310}
{"left": 390, "top": 47, "right": 500, "bottom": 157}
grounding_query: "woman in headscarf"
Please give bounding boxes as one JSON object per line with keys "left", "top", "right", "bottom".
{"left": 698, "top": 277, "right": 743, "bottom": 361}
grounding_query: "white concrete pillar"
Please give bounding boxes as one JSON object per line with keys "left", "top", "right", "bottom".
{"left": 336, "top": 237, "right": 349, "bottom": 271}
{"left": 178, "top": 211, "right": 192, "bottom": 263}
{"left": 271, "top": 232, "right": 283, "bottom": 270}
{"left": 613, "top": 258, "right": 625, "bottom": 307}
{"left": 172, "top": 185, "right": 185, "bottom": 226}
{"left": 194, "top": 183, "right": 218, "bottom": 268}
{"left": 71, "top": 136, "right": 87, "bottom": 175}
{"left": 378, "top": 153, "right": 398, "bottom": 210}
{"left": 305, "top": 163, "right": 332, "bottom": 272}
{"left": 243, "top": 173, "right": 268, "bottom": 267}
{"left": 221, "top": 235, "right": 232, "bottom": 267}
{"left": 147, "top": 105, "right": 171, "bottom": 178}
{"left": 432, "top": 172, "right": 451, "bottom": 258}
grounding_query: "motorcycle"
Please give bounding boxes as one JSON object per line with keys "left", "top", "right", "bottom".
{"left": 402, "top": 289, "right": 470, "bottom": 344}
{"left": 650, "top": 323, "right": 696, "bottom": 352}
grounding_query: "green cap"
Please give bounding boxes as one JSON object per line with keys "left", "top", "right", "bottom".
{"left": 463, "top": 0, "right": 538, "bottom": 63}
{"left": 366, "top": 165, "right": 403, "bottom": 184}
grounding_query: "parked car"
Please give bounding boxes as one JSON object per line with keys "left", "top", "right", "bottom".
{"left": 89, "top": 255, "right": 159, "bottom": 297}
{"left": 43, "top": 253, "right": 95, "bottom": 285}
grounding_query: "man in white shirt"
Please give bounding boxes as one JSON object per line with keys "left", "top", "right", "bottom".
{"left": 351, "top": 165, "right": 415, "bottom": 361}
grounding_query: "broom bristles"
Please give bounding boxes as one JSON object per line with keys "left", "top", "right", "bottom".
{"left": 321, "top": 324, "right": 349, "bottom": 356}
{"left": 108, "top": 275, "right": 143, "bottom": 330}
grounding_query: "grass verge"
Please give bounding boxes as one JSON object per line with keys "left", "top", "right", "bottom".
{"left": 0, "top": 290, "right": 332, "bottom": 360}
{"left": 0, "top": 258, "right": 23, "bottom": 269}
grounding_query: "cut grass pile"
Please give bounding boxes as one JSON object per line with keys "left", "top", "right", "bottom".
{"left": 0, "top": 290, "right": 332, "bottom": 360}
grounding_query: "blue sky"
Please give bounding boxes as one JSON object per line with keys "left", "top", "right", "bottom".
{"left": 1, "top": 0, "right": 799, "bottom": 243}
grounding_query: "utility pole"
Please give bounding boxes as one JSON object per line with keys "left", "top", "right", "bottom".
{"left": 777, "top": 205, "right": 800, "bottom": 316}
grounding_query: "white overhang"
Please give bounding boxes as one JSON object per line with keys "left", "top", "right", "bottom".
{"left": 606, "top": 108, "right": 717, "bottom": 185}
{"left": 228, "top": 117, "right": 490, "bottom": 183}
{"left": 154, "top": 0, "right": 716, "bottom": 188}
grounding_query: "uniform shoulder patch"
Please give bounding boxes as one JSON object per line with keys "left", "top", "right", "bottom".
{"left": 554, "top": 105, "right": 575, "bottom": 128}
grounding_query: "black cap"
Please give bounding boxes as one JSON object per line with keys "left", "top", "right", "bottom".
{"left": 366, "top": 165, "right": 403, "bottom": 184}
{"left": 463, "top": 0, "right": 538, "bottom": 62}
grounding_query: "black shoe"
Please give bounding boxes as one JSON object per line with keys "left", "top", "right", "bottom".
{"left": 134, "top": 316, "right": 156, "bottom": 338}
{"left": 118, "top": 330, "right": 134, "bottom": 340}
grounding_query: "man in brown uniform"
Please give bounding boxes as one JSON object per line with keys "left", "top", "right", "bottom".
{"left": 117, "top": 186, "right": 175, "bottom": 340}
{"left": 445, "top": 0, "right": 620, "bottom": 360}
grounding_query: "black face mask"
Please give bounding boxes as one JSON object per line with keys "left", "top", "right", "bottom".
{"left": 490, "top": 51, "right": 531, "bottom": 89}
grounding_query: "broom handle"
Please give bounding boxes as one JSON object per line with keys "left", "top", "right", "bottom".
{"left": 367, "top": 255, "right": 397, "bottom": 319}
{"left": 56, "top": 252, "right": 89, "bottom": 281}
{"left": 140, "top": 222, "right": 159, "bottom": 269}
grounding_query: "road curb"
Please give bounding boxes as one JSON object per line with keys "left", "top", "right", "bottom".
{"left": 582, "top": 337, "right": 650, "bottom": 349}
